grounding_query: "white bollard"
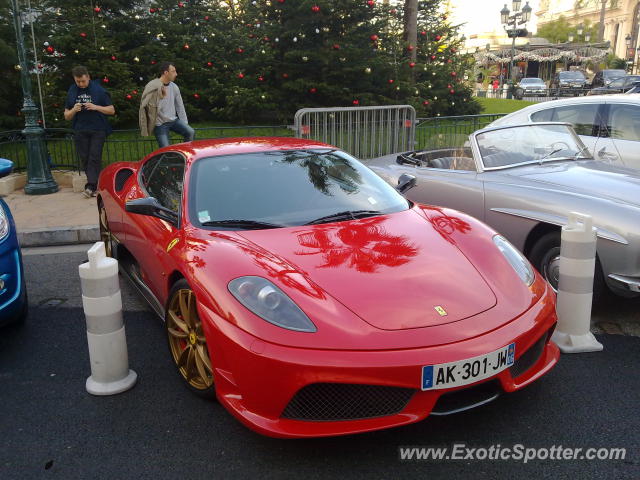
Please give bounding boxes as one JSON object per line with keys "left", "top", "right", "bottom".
{"left": 80, "top": 242, "right": 137, "bottom": 395}
{"left": 552, "top": 212, "right": 603, "bottom": 353}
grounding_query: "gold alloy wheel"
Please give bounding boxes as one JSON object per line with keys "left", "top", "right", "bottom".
{"left": 166, "top": 288, "right": 214, "bottom": 391}
{"left": 98, "top": 205, "right": 113, "bottom": 258}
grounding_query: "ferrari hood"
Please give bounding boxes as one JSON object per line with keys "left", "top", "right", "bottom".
{"left": 499, "top": 160, "right": 640, "bottom": 208}
{"left": 239, "top": 209, "right": 497, "bottom": 330}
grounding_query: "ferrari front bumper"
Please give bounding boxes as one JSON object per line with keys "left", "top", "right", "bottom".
{"left": 200, "top": 294, "right": 559, "bottom": 438}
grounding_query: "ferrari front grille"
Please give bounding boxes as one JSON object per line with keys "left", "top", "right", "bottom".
{"left": 509, "top": 333, "right": 547, "bottom": 379}
{"left": 281, "top": 383, "right": 415, "bottom": 421}
{"left": 431, "top": 380, "right": 501, "bottom": 415}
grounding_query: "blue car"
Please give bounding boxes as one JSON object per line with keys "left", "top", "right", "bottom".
{"left": 0, "top": 159, "right": 27, "bottom": 327}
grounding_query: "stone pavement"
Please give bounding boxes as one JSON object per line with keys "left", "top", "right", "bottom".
{"left": 4, "top": 185, "right": 99, "bottom": 247}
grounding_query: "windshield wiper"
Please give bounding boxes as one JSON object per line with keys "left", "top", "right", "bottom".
{"left": 200, "top": 219, "right": 285, "bottom": 230}
{"left": 538, "top": 148, "right": 563, "bottom": 164}
{"left": 304, "top": 210, "right": 382, "bottom": 225}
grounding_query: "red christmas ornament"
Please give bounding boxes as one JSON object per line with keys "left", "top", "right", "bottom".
{"left": 237, "top": 73, "right": 244, "bottom": 78}
{"left": 37, "top": 63, "right": 43, "bottom": 69}
{"left": 178, "top": 2, "right": 184, "bottom": 7}
{"left": 278, "top": 0, "right": 285, "bottom": 2}
{"left": 194, "top": 93, "right": 200, "bottom": 99}
{"left": 451, "top": 71, "right": 457, "bottom": 77}
{"left": 407, "top": 45, "right": 414, "bottom": 51}
{"left": 236, "top": 47, "right": 244, "bottom": 53}
{"left": 352, "top": 99, "right": 359, "bottom": 105}
{"left": 249, "top": 34, "right": 255, "bottom": 38}
{"left": 126, "top": 94, "right": 132, "bottom": 100}
{"left": 422, "top": 100, "right": 430, "bottom": 106}
{"left": 390, "top": 8, "right": 396, "bottom": 14}
{"left": 183, "top": 44, "right": 190, "bottom": 50}
{"left": 420, "top": 31, "right": 427, "bottom": 36}
{"left": 451, "top": 48, "right": 457, "bottom": 53}
{"left": 94, "top": 6, "right": 101, "bottom": 13}
{"left": 46, "top": 46, "right": 54, "bottom": 53}
{"left": 133, "top": 90, "right": 138, "bottom": 94}
{"left": 80, "top": 32, "right": 87, "bottom": 38}
{"left": 370, "top": 34, "right": 378, "bottom": 42}
{"left": 435, "top": 35, "right": 442, "bottom": 41}
{"left": 367, "top": 0, "right": 375, "bottom": 6}
{"left": 409, "top": 62, "right": 416, "bottom": 68}
{"left": 447, "top": 59, "right": 452, "bottom": 63}
{"left": 430, "top": 55, "right": 436, "bottom": 60}
{"left": 204, "top": 15, "right": 210, "bottom": 20}
{"left": 282, "top": 73, "right": 289, "bottom": 78}
{"left": 447, "top": 84, "right": 452, "bottom": 88}
{"left": 111, "top": 55, "right": 117, "bottom": 61}
{"left": 151, "top": 60, "right": 157, "bottom": 64}
{"left": 311, "top": 5, "right": 320, "bottom": 12}
{"left": 449, "top": 89, "right": 455, "bottom": 94}
{"left": 258, "top": 76, "right": 264, "bottom": 81}
{"left": 332, "top": 44, "right": 340, "bottom": 50}
{"left": 309, "top": 87, "right": 317, "bottom": 93}
{"left": 207, "top": 61, "right": 213, "bottom": 67}
{"left": 388, "top": 79, "right": 394, "bottom": 84}
{"left": 102, "top": 76, "right": 109, "bottom": 83}
{"left": 149, "top": 7, "right": 156, "bottom": 13}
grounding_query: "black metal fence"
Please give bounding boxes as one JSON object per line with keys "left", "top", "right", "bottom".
{"left": 0, "top": 115, "right": 509, "bottom": 169}
{"left": 414, "top": 113, "right": 506, "bottom": 149}
{"left": 0, "top": 125, "right": 292, "bottom": 171}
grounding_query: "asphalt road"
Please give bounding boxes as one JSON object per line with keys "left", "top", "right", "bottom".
{"left": 0, "top": 248, "right": 638, "bottom": 480}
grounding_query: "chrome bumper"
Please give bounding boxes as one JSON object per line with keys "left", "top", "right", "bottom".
{"left": 608, "top": 274, "right": 640, "bottom": 293}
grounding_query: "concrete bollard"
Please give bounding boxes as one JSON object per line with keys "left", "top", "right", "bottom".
{"left": 552, "top": 212, "right": 603, "bottom": 353}
{"left": 80, "top": 242, "right": 137, "bottom": 395}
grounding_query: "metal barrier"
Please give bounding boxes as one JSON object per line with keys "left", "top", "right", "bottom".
{"left": 294, "top": 105, "right": 416, "bottom": 159}
{"left": 0, "top": 125, "right": 292, "bottom": 171}
{"left": 414, "top": 114, "right": 506, "bottom": 149}
{"left": 475, "top": 88, "right": 587, "bottom": 102}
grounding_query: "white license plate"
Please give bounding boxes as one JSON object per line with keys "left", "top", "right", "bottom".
{"left": 421, "top": 343, "right": 515, "bottom": 390}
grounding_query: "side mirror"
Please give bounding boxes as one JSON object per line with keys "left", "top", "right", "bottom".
{"left": 397, "top": 173, "right": 416, "bottom": 193}
{"left": 0, "top": 159, "right": 14, "bottom": 179}
{"left": 125, "top": 197, "right": 179, "bottom": 227}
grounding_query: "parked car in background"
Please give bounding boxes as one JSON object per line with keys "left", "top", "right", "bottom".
{"left": 515, "top": 78, "right": 546, "bottom": 98}
{"left": 590, "top": 69, "right": 627, "bottom": 88}
{"left": 487, "top": 94, "right": 640, "bottom": 170}
{"left": 367, "top": 123, "right": 640, "bottom": 300}
{"left": 588, "top": 75, "right": 640, "bottom": 95}
{"left": 627, "top": 81, "right": 640, "bottom": 94}
{"left": 550, "top": 71, "right": 587, "bottom": 95}
{"left": 0, "top": 159, "right": 28, "bottom": 327}
{"left": 97, "top": 137, "right": 559, "bottom": 438}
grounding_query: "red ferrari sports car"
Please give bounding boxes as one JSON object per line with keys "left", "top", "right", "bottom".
{"left": 97, "top": 137, "right": 559, "bottom": 438}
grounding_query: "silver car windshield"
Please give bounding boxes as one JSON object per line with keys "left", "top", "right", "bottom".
{"left": 475, "top": 124, "right": 592, "bottom": 169}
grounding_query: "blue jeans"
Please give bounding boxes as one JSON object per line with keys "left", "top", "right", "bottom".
{"left": 153, "top": 119, "right": 195, "bottom": 148}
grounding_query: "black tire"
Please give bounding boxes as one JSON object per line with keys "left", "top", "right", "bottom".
{"left": 529, "top": 231, "right": 605, "bottom": 299}
{"left": 165, "top": 279, "right": 216, "bottom": 400}
{"left": 98, "top": 200, "right": 114, "bottom": 258}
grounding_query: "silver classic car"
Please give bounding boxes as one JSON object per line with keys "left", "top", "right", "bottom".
{"left": 367, "top": 122, "right": 640, "bottom": 299}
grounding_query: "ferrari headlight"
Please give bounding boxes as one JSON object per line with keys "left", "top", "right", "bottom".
{"left": 0, "top": 204, "right": 9, "bottom": 240}
{"left": 493, "top": 235, "right": 535, "bottom": 286}
{"left": 228, "top": 276, "right": 317, "bottom": 332}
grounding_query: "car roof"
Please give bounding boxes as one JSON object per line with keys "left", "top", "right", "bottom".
{"left": 152, "top": 137, "right": 337, "bottom": 159}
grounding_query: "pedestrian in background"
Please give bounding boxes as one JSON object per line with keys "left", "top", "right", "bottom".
{"left": 63, "top": 65, "right": 115, "bottom": 198}
{"left": 139, "top": 62, "right": 194, "bottom": 148}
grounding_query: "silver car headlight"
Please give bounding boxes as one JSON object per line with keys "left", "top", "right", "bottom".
{"left": 0, "top": 204, "right": 9, "bottom": 240}
{"left": 493, "top": 235, "right": 535, "bottom": 286}
{"left": 228, "top": 276, "right": 317, "bottom": 332}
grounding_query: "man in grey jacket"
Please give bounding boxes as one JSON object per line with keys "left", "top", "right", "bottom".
{"left": 139, "top": 62, "right": 195, "bottom": 148}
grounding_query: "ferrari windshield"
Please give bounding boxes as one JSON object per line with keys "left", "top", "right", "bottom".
{"left": 475, "top": 124, "right": 592, "bottom": 169}
{"left": 189, "top": 149, "right": 409, "bottom": 229}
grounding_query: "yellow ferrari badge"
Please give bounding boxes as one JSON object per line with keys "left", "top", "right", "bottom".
{"left": 166, "top": 237, "right": 180, "bottom": 253}
{"left": 434, "top": 306, "right": 447, "bottom": 316}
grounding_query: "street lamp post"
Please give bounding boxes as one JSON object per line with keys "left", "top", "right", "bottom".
{"left": 10, "top": 0, "right": 58, "bottom": 195}
{"left": 625, "top": 34, "right": 633, "bottom": 73}
{"left": 500, "top": 1, "right": 532, "bottom": 99}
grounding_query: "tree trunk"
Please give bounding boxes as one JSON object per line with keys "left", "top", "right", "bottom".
{"left": 403, "top": 0, "right": 418, "bottom": 63}
{"left": 598, "top": 0, "right": 606, "bottom": 42}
